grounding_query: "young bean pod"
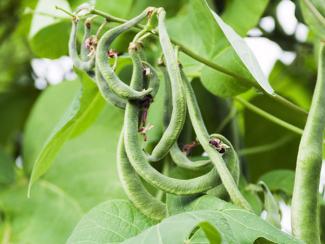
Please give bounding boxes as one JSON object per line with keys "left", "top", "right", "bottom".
{"left": 291, "top": 42, "right": 325, "bottom": 243}
{"left": 169, "top": 142, "right": 211, "bottom": 171}
{"left": 124, "top": 90, "right": 221, "bottom": 194}
{"left": 80, "top": 19, "right": 92, "bottom": 61}
{"left": 96, "top": 8, "right": 154, "bottom": 100}
{"left": 69, "top": 18, "right": 95, "bottom": 71}
{"left": 117, "top": 129, "right": 166, "bottom": 220}
{"left": 206, "top": 133, "right": 240, "bottom": 197}
{"left": 124, "top": 43, "right": 221, "bottom": 195}
{"left": 142, "top": 61, "right": 160, "bottom": 98}
{"left": 95, "top": 64, "right": 126, "bottom": 109}
{"left": 181, "top": 70, "right": 252, "bottom": 211}
{"left": 147, "top": 9, "right": 186, "bottom": 162}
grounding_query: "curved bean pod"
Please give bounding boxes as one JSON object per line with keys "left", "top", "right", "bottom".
{"left": 169, "top": 143, "right": 211, "bottom": 171}
{"left": 80, "top": 20, "right": 91, "bottom": 61}
{"left": 95, "top": 64, "right": 126, "bottom": 109}
{"left": 124, "top": 44, "right": 220, "bottom": 195}
{"left": 147, "top": 9, "right": 186, "bottom": 162}
{"left": 206, "top": 133, "right": 240, "bottom": 196}
{"left": 142, "top": 61, "right": 160, "bottom": 98}
{"left": 181, "top": 70, "right": 251, "bottom": 210}
{"left": 69, "top": 18, "right": 95, "bottom": 71}
{"left": 124, "top": 91, "right": 220, "bottom": 195}
{"left": 162, "top": 62, "right": 210, "bottom": 171}
{"left": 291, "top": 42, "right": 325, "bottom": 243}
{"left": 96, "top": 9, "right": 154, "bottom": 100}
{"left": 117, "top": 129, "right": 166, "bottom": 220}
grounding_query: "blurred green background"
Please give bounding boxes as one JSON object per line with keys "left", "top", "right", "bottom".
{"left": 0, "top": 0, "right": 322, "bottom": 243}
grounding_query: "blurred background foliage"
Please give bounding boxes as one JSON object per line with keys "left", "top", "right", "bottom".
{"left": 0, "top": 0, "right": 322, "bottom": 243}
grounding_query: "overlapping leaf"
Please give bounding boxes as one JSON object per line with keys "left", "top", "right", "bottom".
{"left": 0, "top": 182, "right": 83, "bottom": 244}
{"left": 167, "top": 0, "right": 270, "bottom": 97}
{"left": 299, "top": 0, "right": 325, "bottom": 39}
{"left": 124, "top": 196, "right": 301, "bottom": 244}
{"left": 28, "top": 69, "right": 105, "bottom": 195}
{"left": 29, "top": 0, "right": 71, "bottom": 58}
{"left": 67, "top": 200, "right": 156, "bottom": 244}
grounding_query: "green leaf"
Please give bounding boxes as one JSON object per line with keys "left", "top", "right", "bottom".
{"left": 28, "top": 69, "right": 105, "bottom": 196}
{"left": 208, "top": 6, "right": 274, "bottom": 95}
{"left": 29, "top": 0, "right": 71, "bottom": 58}
{"left": 0, "top": 181, "right": 83, "bottom": 244}
{"left": 23, "top": 79, "right": 125, "bottom": 210}
{"left": 67, "top": 200, "right": 155, "bottom": 244}
{"left": 95, "top": 0, "right": 133, "bottom": 18}
{"left": 0, "top": 87, "right": 38, "bottom": 152}
{"left": 239, "top": 178, "right": 263, "bottom": 214}
{"left": 201, "top": 47, "right": 253, "bottom": 97}
{"left": 258, "top": 181, "right": 281, "bottom": 228}
{"left": 167, "top": 0, "right": 269, "bottom": 97}
{"left": 222, "top": 0, "right": 269, "bottom": 36}
{"left": 259, "top": 170, "right": 295, "bottom": 196}
{"left": 299, "top": 0, "right": 325, "bottom": 40}
{"left": 123, "top": 196, "right": 301, "bottom": 244}
{"left": 0, "top": 149, "right": 14, "bottom": 186}
{"left": 240, "top": 94, "right": 303, "bottom": 181}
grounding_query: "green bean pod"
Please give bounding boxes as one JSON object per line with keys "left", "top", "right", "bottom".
{"left": 80, "top": 20, "right": 91, "bottom": 61}
{"left": 124, "top": 92, "right": 221, "bottom": 194}
{"left": 181, "top": 70, "right": 252, "bottom": 210}
{"left": 118, "top": 43, "right": 166, "bottom": 220}
{"left": 96, "top": 9, "right": 154, "bottom": 100}
{"left": 69, "top": 18, "right": 95, "bottom": 71}
{"left": 95, "top": 64, "right": 126, "bottom": 109}
{"left": 291, "top": 42, "right": 325, "bottom": 243}
{"left": 147, "top": 9, "right": 186, "bottom": 162}
{"left": 206, "top": 133, "right": 240, "bottom": 196}
{"left": 117, "top": 129, "right": 166, "bottom": 221}
{"left": 142, "top": 61, "right": 160, "bottom": 98}
{"left": 169, "top": 143, "right": 211, "bottom": 171}
{"left": 164, "top": 62, "right": 210, "bottom": 171}
{"left": 124, "top": 44, "right": 220, "bottom": 195}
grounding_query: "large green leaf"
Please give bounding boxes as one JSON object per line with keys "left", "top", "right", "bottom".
{"left": 67, "top": 200, "right": 156, "bottom": 244}
{"left": 0, "top": 87, "right": 38, "bottom": 152}
{"left": 29, "top": 0, "right": 71, "bottom": 58}
{"left": 258, "top": 181, "right": 281, "bottom": 228}
{"left": 299, "top": 0, "right": 325, "bottom": 40}
{"left": 259, "top": 170, "right": 295, "bottom": 196}
{"left": 209, "top": 9, "right": 274, "bottom": 95}
{"left": 23, "top": 79, "right": 125, "bottom": 210}
{"left": 167, "top": 0, "right": 269, "bottom": 97}
{"left": 0, "top": 181, "right": 82, "bottom": 244}
{"left": 123, "top": 196, "right": 301, "bottom": 244}
{"left": 28, "top": 69, "right": 105, "bottom": 195}
{"left": 241, "top": 94, "right": 304, "bottom": 181}
{"left": 95, "top": 0, "right": 133, "bottom": 18}
{"left": 0, "top": 149, "right": 14, "bottom": 186}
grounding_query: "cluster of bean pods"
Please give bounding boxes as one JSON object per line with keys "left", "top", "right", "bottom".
{"left": 69, "top": 7, "right": 251, "bottom": 220}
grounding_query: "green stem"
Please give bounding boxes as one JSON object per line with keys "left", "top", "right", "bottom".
{"left": 89, "top": 8, "right": 307, "bottom": 116}
{"left": 291, "top": 42, "right": 325, "bottom": 243}
{"left": 238, "top": 135, "right": 294, "bottom": 156}
{"left": 235, "top": 97, "right": 304, "bottom": 135}
{"left": 55, "top": 6, "right": 75, "bottom": 18}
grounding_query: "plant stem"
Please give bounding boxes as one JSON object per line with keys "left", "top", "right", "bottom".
{"left": 234, "top": 97, "right": 304, "bottom": 135}
{"left": 291, "top": 42, "right": 325, "bottom": 244}
{"left": 238, "top": 135, "right": 293, "bottom": 156}
{"left": 89, "top": 8, "right": 307, "bottom": 116}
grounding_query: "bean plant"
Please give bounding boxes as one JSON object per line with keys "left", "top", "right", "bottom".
{"left": 0, "top": 0, "right": 324, "bottom": 243}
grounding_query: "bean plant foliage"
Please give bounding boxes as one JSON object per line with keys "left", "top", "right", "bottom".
{"left": 0, "top": 0, "right": 324, "bottom": 243}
